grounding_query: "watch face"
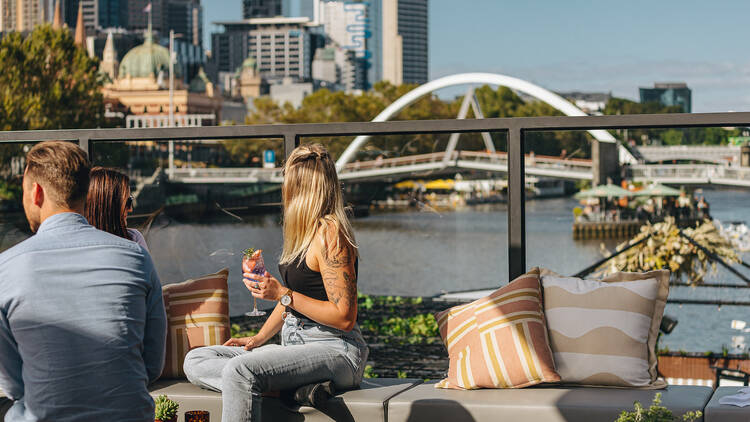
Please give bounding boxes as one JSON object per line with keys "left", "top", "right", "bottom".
{"left": 281, "top": 295, "right": 291, "bottom": 306}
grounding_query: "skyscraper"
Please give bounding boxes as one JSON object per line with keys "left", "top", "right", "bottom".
{"left": 317, "top": 0, "right": 370, "bottom": 91}
{"left": 165, "top": 0, "right": 202, "bottom": 46}
{"left": 0, "top": 0, "right": 51, "bottom": 32}
{"left": 98, "top": 0, "right": 127, "bottom": 29}
{"left": 397, "top": 0, "right": 426, "bottom": 84}
{"left": 242, "top": 0, "right": 282, "bottom": 19}
{"left": 126, "top": 0, "right": 164, "bottom": 33}
{"left": 64, "top": 0, "right": 97, "bottom": 32}
{"left": 380, "top": 0, "right": 427, "bottom": 85}
{"left": 212, "top": 17, "right": 313, "bottom": 82}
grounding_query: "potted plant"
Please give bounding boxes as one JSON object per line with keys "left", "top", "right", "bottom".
{"left": 616, "top": 393, "right": 701, "bottom": 422}
{"left": 154, "top": 395, "right": 179, "bottom": 422}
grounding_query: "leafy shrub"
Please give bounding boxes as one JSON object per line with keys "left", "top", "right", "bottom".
{"left": 615, "top": 393, "right": 701, "bottom": 422}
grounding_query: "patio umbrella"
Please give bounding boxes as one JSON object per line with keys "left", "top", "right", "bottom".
{"left": 633, "top": 183, "right": 681, "bottom": 197}
{"left": 394, "top": 180, "right": 419, "bottom": 189}
{"left": 574, "top": 183, "right": 632, "bottom": 199}
{"left": 424, "top": 179, "right": 455, "bottom": 190}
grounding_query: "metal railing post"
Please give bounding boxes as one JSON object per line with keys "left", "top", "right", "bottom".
{"left": 508, "top": 125, "right": 526, "bottom": 280}
{"left": 78, "top": 137, "right": 90, "bottom": 156}
{"left": 284, "top": 133, "right": 300, "bottom": 162}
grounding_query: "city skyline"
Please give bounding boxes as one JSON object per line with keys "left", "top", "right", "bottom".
{"left": 205, "top": 0, "right": 750, "bottom": 112}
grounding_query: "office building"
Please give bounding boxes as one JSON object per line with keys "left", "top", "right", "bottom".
{"left": 212, "top": 17, "right": 313, "bottom": 83}
{"left": 126, "top": 0, "right": 164, "bottom": 33}
{"left": 242, "top": 0, "right": 282, "bottom": 19}
{"left": 639, "top": 82, "right": 692, "bottom": 113}
{"left": 381, "top": 0, "right": 427, "bottom": 85}
{"left": 397, "top": 0, "right": 426, "bottom": 84}
{"left": 98, "top": 0, "right": 126, "bottom": 28}
{"left": 165, "top": 0, "right": 202, "bottom": 46}
{"left": 1, "top": 0, "right": 51, "bottom": 32}
{"left": 559, "top": 92, "right": 611, "bottom": 115}
{"left": 316, "top": 0, "right": 369, "bottom": 91}
{"left": 64, "top": 0, "right": 97, "bottom": 32}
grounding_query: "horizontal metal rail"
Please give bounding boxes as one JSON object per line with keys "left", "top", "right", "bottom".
{"left": 1, "top": 112, "right": 750, "bottom": 144}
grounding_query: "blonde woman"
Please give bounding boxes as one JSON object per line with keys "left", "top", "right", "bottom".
{"left": 183, "top": 144, "right": 368, "bottom": 421}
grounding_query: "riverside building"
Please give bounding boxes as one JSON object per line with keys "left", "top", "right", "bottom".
{"left": 639, "top": 82, "right": 692, "bottom": 113}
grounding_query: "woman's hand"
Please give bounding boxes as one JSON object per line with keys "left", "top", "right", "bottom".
{"left": 223, "top": 335, "right": 265, "bottom": 351}
{"left": 244, "top": 270, "right": 284, "bottom": 301}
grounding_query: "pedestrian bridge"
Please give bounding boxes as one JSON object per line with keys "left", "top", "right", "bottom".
{"left": 170, "top": 155, "right": 750, "bottom": 188}
{"left": 630, "top": 164, "right": 750, "bottom": 187}
{"left": 169, "top": 151, "right": 595, "bottom": 184}
{"left": 636, "top": 145, "right": 741, "bottom": 164}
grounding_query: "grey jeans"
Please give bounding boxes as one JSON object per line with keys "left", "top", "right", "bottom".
{"left": 183, "top": 314, "right": 369, "bottom": 422}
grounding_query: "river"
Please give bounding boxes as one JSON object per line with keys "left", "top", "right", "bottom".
{"left": 2, "top": 188, "right": 750, "bottom": 354}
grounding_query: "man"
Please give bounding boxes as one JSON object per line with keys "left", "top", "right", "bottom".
{"left": 0, "top": 142, "right": 167, "bottom": 421}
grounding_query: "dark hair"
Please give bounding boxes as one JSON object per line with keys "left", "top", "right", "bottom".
{"left": 85, "top": 167, "right": 130, "bottom": 240}
{"left": 25, "top": 141, "right": 90, "bottom": 207}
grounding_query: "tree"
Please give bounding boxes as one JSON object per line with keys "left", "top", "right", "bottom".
{"left": 602, "top": 97, "right": 740, "bottom": 147}
{"left": 224, "top": 83, "right": 595, "bottom": 163}
{"left": 0, "top": 24, "right": 104, "bottom": 131}
{"left": 0, "top": 25, "right": 105, "bottom": 200}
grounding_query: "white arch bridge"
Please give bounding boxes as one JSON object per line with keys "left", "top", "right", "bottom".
{"left": 168, "top": 73, "right": 750, "bottom": 188}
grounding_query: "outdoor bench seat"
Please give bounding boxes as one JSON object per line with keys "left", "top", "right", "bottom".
{"left": 704, "top": 387, "right": 750, "bottom": 422}
{"left": 387, "top": 381, "right": 713, "bottom": 422}
{"left": 0, "top": 380, "right": 729, "bottom": 421}
{"left": 149, "top": 377, "right": 422, "bottom": 422}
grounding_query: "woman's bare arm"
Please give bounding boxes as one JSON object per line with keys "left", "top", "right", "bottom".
{"left": 245, "top": 225, "right": 358, "bottom": 331}
{"left": 224, "top": 302, "right": 285, "bottom": 349}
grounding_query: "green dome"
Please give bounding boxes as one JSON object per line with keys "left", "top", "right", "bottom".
{"left": 241, "top": 57, "right": 256, "bottom": 70}
{"left": 235, "top": 56, "right": 257, "bottom": 77}
{"left": 119, "top": 37, "right": 181, "bottom": 79}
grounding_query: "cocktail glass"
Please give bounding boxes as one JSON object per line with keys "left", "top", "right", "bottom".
{"left": 243, "top": 249, "right": 267, "bottom": 317}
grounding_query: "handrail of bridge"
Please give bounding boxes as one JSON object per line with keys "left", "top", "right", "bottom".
{"left": 3, "top": 111, "right": 750, "bottom": 281}
{"left": 631, "top": 163, "right": 750, "bottom": 186}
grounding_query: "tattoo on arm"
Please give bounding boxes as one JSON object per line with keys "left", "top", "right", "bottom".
{"left": 323, "top": 246, "right": 351, "bottom": 268}
{"left": 321, "top": 268, "right": 357, "bottom": 306}
{"left": 343, "top": 271, "right": 357, "bottom": 305}
{"left": 322, "top": 269, "right": 343, "bottom": 305}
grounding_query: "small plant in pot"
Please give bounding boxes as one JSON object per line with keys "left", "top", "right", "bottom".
{"left": 154, "top": 395, "right": 179, "bottom": 422}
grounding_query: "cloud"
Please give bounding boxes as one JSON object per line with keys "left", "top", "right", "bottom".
{"left": 430, "top": 59, "right": 750, "bottom": 112}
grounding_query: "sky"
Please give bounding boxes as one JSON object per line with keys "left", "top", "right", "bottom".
{"left": 204, "top": 0, "right": 750, "bottom": 112}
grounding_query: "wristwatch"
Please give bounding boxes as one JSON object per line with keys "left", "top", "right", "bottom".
{"left": 280, "top": 288, "right": 293, "bottom": 306}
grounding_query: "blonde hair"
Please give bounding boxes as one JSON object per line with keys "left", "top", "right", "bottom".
{"left": 280, "top": 144, "right": 357, "bottom": 265}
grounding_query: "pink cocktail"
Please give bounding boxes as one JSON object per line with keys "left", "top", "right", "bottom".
{"left": 242, "top": 249, "right": 267, "bottom": 317}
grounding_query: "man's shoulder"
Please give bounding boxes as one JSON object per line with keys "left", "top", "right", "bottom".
{"left": 0, "top": 225, "right": 148, "bottom": 269}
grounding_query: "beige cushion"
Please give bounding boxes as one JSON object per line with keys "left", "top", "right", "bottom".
{"left": 435, "top": 268, "right": 559, "bottom": 389}
{"left": 149, "top": 378, "right": 422, "bottom": 421}
{"left": 540, "top": 268, "right": 669, "bottom": 388}
{"left": 704, "top": 387, "right": 750, "bottom": 422}
{"left": 388, "top": 381, "right": 711, "bottom": 422}
{"left": 161, "top": 268, "right": 231, "bottom": 379}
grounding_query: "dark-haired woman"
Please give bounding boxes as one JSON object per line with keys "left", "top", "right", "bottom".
{"left": 85, "top": 167, "right": 148, "bottom": 251}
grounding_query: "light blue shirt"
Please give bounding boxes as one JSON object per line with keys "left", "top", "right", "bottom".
{"left": 0, "top": 213, "right": 167, "bottom": 422}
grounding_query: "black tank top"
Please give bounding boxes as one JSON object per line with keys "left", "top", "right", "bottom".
{"left": 279, "top": 256, "right": 358, "bottom": 319}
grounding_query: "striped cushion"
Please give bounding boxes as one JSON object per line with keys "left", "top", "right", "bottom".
{"left": 540, "top": 269, "right": 669, "bottom": 388}
{"left": 435, "top": 268, "right": 560, "bottom": 389}
{"left": 161, "top": 268, "right": 230, "bottom": 379}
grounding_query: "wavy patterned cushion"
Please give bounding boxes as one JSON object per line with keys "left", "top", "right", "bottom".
{"left": 540, "top": 269, "right": 669, "bottom": 388}
{"left": 161, "top": 268, "right": 230, "bottom": 379}
{"left": 435, "top": 268, "right": 560, "bottom": 389}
